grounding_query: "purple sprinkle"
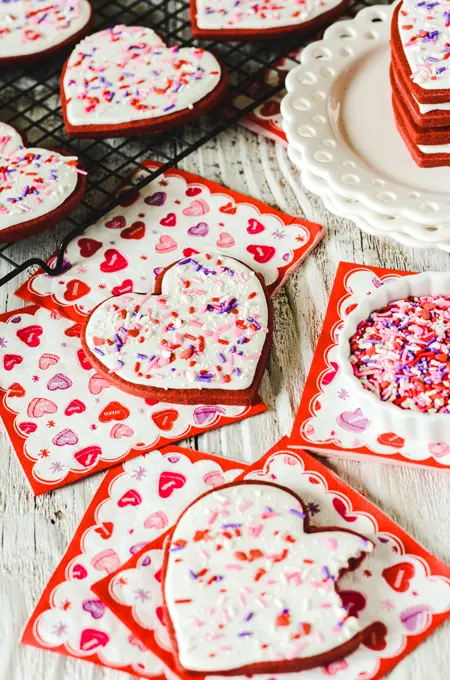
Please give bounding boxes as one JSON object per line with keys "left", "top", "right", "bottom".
{"left": 289, "top": 508, "right": 306, "bottom": 518}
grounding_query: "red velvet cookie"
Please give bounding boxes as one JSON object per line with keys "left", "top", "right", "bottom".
{"left": 60, "top": 25, "right": 228, "bottom": 139}
{"left": 0, "top": 0, "right": 93, "bottom": 66}
{"left": 162, "top": 480, "right": 374, "bottom": 675}
{"left": 190, "top": 0, "right": 350, "bottom": 41}
{"left": 0, "top": 123, "right": 85, "bottom": 242}
{"left": 81, "top": 253, "right": 273, "bottom": 406}
{"left": 391, "top": 62, "right": 450, "bottom": 129}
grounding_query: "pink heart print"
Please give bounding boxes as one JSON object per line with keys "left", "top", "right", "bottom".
{"left": 182, "top": 199, "right": 209, "bottom": 216}
{"left": 155, "top": 235, "right": 177, "bottom": 253}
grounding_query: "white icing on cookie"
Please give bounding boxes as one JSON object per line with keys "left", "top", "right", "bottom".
{"left": 164, "top": 483, "right": 372, "bottom": 673}
{"left": 195, "top": 0, "right": 343, "bottom": 31}
{"left": 418, "top": 141, "right": 450, "bottom": 153}
{"left": 62, "top": 25, "right": 222, "bottom": 126}
{"left": 413, "top": 93, "right": 450, "bottom": 113}
{"left": 0, "top": 123, "right": 79, "bottom": 230}
{"left": 85, "top": 253, "right": 269, "bottom": 391}
{"left": 0, "top": 0, "right": 91, "bottom": 59}
{"left": 398, "top": 0, "right": 450, "bottom": 91}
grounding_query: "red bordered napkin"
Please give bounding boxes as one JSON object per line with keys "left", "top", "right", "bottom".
{"left": 93, "top": 437, "right": 450, "bottom": 680}
{"left": 16, "top": 162, "right": 324, "bottom": 322}
{"left": 0, "top": 306, "right": 264, "bottom": 494}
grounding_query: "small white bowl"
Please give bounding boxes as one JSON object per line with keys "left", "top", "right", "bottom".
{"left": 337, "top": 272, "right": 450, "bottom": 443}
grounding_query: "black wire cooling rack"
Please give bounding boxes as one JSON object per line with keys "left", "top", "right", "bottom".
{"left": 0, "top": 0, "right": 376, "bottom": 286}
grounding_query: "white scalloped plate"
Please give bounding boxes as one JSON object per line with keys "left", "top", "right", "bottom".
{"left": 282, "top": 3, "right": 450, "bottom": 227}
{"left": 287, "top": 143, "right": 450, "bottom": 251}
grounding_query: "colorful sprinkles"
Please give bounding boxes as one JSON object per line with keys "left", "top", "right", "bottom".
{"left": 164, "top": 483, "right": 372, "bottom": 672}
{"left": 85, "top": 253, "right": 269, "bottom": 391}
{"left": 349, "top": 295, "right": 450, "bottom": 413}
{"left": 63, "top": 25, "right": 222, "bottom": 125}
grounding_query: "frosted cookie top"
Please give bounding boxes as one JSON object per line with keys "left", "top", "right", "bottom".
{"left": 62, "top": 25, "right": 222, "bottom": 125}
{"left": 398, "top": 0, "right": 450, "bottom": 89}
{"left": 85, "top": 253, "right": 269, "bottom": 391}
{"left": 0, "top": 0, "right": 91, "bottom": 58}
{"left": 195, "top": 0, "right": 343, "bottom": 31}
{"left": 164, "top": 482, "right": 372, "bottom": 673}
{"left": 0, "top": 123, "right": 79, "bottom": 230}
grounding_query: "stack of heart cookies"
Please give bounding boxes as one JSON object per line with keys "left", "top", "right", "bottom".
{"left": 391, "top": 0, "right": 450, "bottom": 168}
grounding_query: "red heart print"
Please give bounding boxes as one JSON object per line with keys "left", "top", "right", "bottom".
{"left": 64, "top": 323, "right": 82, "bottom": 337}
{"left": 64, "top": 280, "right": 91, "bottom": 302}
{"left": 99, "top": 401, "right": 130, "bottom": 422}
{"left": 362, "top": 622, "right": 388, "bottom": 651}
{"left": 247, "top": 244, "right": 275, "bottom": 264}
{"left": 120, "top": 190, "right": 140, "bottom": 207}
{"left": 94, "top": 522, "right": 114, "bottom": 539}
{"left": 105, "top": 215, "right": 126, "bottom": 229}
{"left": 18, "top": 421, "right": 37, "bottom": 435}
{"left": 382, "top": 562, "right": 415, "bottom": 593}
{"left": 151, "top": 408, "right": 179, "bottom": 431}
{"left": 247, "top": 218, "right": 265, "bottom": 235}
{"left": 158, "top": 471, "right": 187, "bottom": 498}
{"left": 8, "top": 382, "right": 25, "bottom": 398}
{"left": 322, "top": 361, "right": 339, "bottom": 386}
{"left": 155, "top": 606, "right": 166, "bottom": 626}
{"left": 74, "top": 445, "right": 102, "bottom": 468}
{"left": 78, "top": 237, "right": 102, "bottom": 257}
{"left": 3, "top": 354, "right": 23, "bottom": 371}
{"left": 112, "top": 279, "right": 133, "bottom": 296}
{"left": 77, "top": 348, "right": 93, "bottom": 371}
{"left": 16, "top": 325, "right": 43, "bottom": 347}
{"left": 121, "top": 221, "right": 146, "bottom": 240}
{"left": 345, "top": 303, "right": 358, "bottom": 316}
{"left": 259, "top": 100, "right": 281, "bottom": 118}
{"left": 65, "top": 399, "right": 86, "bottom": 416}
{"left": 154, "top": 568, "right": 162, "bottom": 582}
{"left": 160, "top": 213, "right": 176, "bottom": 227}
{"left": 118, "top": 489, "right": 142, "bottom": 507}
{"left": 219, "top": 202, "right": 236, "bottom": 214}
{"left": 339, "top": 590, "right": 366, "bottom": 618}
{"left": 79, "top": 629, "right": 110, "bottom": 652}
{"left": 100, "top": 249, "right": 128, "bottom": 273}
{"left": 72, "top": 563, "right": 88, "bottom": 579}
{"left": 332, "top": 497, "right": 357, "bottom": 523}
{"left": 186, "top": 187, "right": 202, "bottom": 197}
{"left": 377, "top": 432, "right": 405, "bottom": 448}
{"left": 182, "top": 248, "right": 199, "bottom": 258}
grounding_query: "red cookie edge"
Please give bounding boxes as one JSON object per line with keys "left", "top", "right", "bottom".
{"left": 391, "top": 61, "right": 450, "bottom": 129}
{"left": 161, "top": 479, "right": 375, "bottom": 676}
{"left": 80, "top": 256, "right": 273, "bottom": 406}
{"left": 189, "top": 0, "right": 351, "bottom": 40}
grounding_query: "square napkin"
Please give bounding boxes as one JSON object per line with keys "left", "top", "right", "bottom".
{"left": 290, "top": 262, "right": 450, "bottom": 471}
{"left": 0, "top": 306, "right": 264, "bottom": 494}
{"left": 16, "top": 162, "right": 324, "bottom": 322}
{"left": 92, "top": 437, "right": 450, "bottom": 680}
{"left": 21, "top": 445, "right": 249, "bottom": 675}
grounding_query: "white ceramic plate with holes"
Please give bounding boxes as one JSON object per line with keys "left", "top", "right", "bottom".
{"left": 281, "top": 3, "right": 450, "bottom": 229}
{"left": 287, "top": 144, "right": 450, "bottom": 251}
{"left": 288, "top": 143, "right": 450, "bottom": 251}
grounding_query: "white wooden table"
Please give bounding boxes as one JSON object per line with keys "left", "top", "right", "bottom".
{"left": 1, "top": 127, "right": 449, "bottom": 680}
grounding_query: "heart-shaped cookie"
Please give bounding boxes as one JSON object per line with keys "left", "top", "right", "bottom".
{"left": 0, "top": 122, "right": 85, "bottom": 242}
{"left": 190, "top": 0, "right": 350, "bottom": 40}
{"left": 0, "top": 0, "right": 92, "bottom": 65}
{"left": 61, "top": 25, "right": 228, "bottom": 138}
{"left": 163, "top": 481, "right": 374, "bottom": 674}
{"left": 82, "top": 253, "right": 272, "bottom": 405}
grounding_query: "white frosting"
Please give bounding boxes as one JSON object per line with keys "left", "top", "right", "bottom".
{"left": 85, "top": 253, "right": 269, "bottom": 392}
{"left": 0, "top": 123, "right": 79, "bottom": 230}
{"left": 195, "top": 0, "right": 343, "bottom": 31}
{"left": 0, "top": 0, "right": 91, "bottom": 58}
{"left": 414, "top": 93, "right": 450, "bottom": 113}
{"left": 165, "top": 482, "right": 372, "bottom": 673}
{"left": 418, "top": 142, "right": 450, "bottom": 153}
{"left": 398, "top": 0, "right": 450, "bottom": 92}
{"left": 63, "top": 25, "right": 222, "bottom": 126}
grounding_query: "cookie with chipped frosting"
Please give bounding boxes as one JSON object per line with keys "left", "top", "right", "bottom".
{"left": 0, "top": 122, "right": 85, "bottom": 242}
{"left": 190, "top": 0, "right": 350, "bottom": 40}
{"left": 0, "top": 0, "right": 93, "bottom": 66}
{"left": 60, "top": 25, "right": 228, "bottom": 139}
{"left": 162, "top": 480, "right": 374, "bottom": 675}
{"left": 81, "top": 253, "right": 273, "bottom": 406}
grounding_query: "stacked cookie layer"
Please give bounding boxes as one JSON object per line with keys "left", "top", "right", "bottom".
{"left": 391, "top": 0, "right": 450, "bottom": 167}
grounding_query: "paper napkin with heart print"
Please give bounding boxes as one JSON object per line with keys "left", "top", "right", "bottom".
{"left": 16, "top": 162, "right": 324, "bottom": 321}
{"left": 92, "top": 438, "right": 450, "bottom": 680}
{"left": 21, "top": 446, "right": 248, "bottom": 676}
{"left": 0, "top": 306, "right": 265, "bottom": 494}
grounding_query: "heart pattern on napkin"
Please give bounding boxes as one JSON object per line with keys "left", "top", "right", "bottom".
{"left": 83, "top": 253, "right": 271, "bottom": 405}
{"left": 61, "top": 25, "right": 223, "bottom": 132}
